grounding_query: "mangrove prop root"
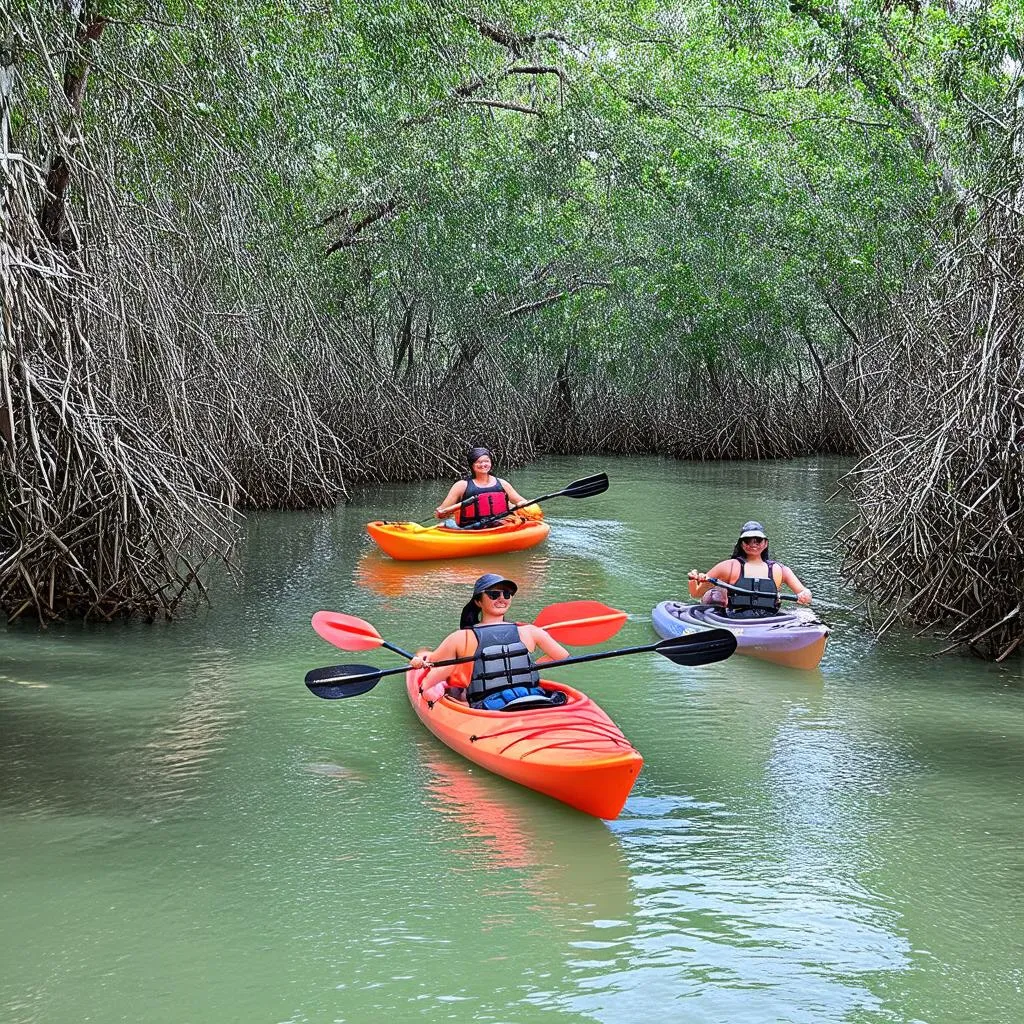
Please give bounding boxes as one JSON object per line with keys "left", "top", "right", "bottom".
{"left": 840, "top": 180, "right": 1023, "bottom": 661}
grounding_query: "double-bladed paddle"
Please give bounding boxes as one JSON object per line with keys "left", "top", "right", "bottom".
{"left": 311, "top": 600, "right": 628, "bottom": 657}
{"left": 305, "top": 629, "right": 737, "bottom": 700}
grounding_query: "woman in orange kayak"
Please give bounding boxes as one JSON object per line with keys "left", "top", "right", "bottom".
{"left": 409, "top": 573, "right": 569, "bottom": 709}
{"left": 687, "top": 520, "right": 813, "bottom": 619}
{"left": 435, "top": 447, "right": 530, "bottom": 529}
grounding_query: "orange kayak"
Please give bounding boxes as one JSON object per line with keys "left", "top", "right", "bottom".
{"left": 367, "top": 510, "right": 549, "bottom": 561}
{"left": 406, "top": 668, "right": 642, "bottom": 819}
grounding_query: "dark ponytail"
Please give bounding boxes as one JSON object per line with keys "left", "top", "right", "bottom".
{"left": 459, "top": 597, "right": 481, "bottom": 630}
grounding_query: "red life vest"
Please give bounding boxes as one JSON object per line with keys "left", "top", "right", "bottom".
{"left": 457, "top": 477, "right": 510, "bottom": 526}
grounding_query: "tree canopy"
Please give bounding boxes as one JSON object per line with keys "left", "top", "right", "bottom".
{"left": 3, "top": 1, "right": 1021, "bottom": 654}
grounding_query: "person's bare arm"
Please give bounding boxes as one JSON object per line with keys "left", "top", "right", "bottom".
{"left": 412, "top": 630, "right": 467, "bottom": 687}
{"left": 522, "top": 625, "right": 569, "bottom": 662}
{"left": 499, "top": 479, "right": 529, "bottom": 508}
{"left": 435, "top": 481, "right": 468, "bottom": 517}
{"left": 780, "top": 565, "right": 812, "bottom": 605}
{"left": 688, "top": 558, "right": 738, "bottom": 597}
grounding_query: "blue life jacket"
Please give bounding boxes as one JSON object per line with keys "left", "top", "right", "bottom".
{"left": 475, "top": 685, "right": 567, "bottom": 711}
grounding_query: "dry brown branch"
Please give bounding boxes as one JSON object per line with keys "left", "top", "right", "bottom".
{"left": 508, "top": 64, "right": 567, "bottom": 82}
{"left": 460, "top": 98, "right": 541, "bottom": 116}
{"left": 468, "top": 19, "right": 569, "bottom": 55}
{"left": 2, "top": 6, "right": 402, "bottom": 620}
{"left": 325, "top": 199, "right": 400, "bottom": 255}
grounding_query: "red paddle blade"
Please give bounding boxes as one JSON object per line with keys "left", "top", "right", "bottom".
{"left": 532, "top": 600, "right": 628, "bottom": 646}
{"left": 311, "top": 611, "right": 385, "bottom": 652}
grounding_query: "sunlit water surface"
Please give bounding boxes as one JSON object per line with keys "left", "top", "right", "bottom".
{"left": 2, "top": 456, "right": 1022, "bottom": 1023}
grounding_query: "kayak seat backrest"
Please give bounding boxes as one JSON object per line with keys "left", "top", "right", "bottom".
{"left": 500, "top": 692, "right": 569, "bottom": 712}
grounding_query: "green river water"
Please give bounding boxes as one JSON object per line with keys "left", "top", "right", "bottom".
{"left": 2, "top": 455, "right": 1022, "bottom": 1024}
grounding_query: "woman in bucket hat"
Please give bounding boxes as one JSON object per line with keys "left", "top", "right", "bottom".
{"left": 686, "top": 521, "right": 813, "bottom": 619}
{"left": 409, "top": 574, "right": 569, "bottom": 709}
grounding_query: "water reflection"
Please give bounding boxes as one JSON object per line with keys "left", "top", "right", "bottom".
{"left": 137, "top": 655, "right": 245, "bottom": 808}
{"left": 354, "top": 550, "right": 550, "bottom": 600}
{"left": 416, "top": 740, "right": 635, "bottom": 932}
{"left": 545, "top": 517, "right": 637, "bottom": 578}
{"left": 0, "top": 641, "right": 242, "bottom": 824}
{"left": 766, "top": 705, "right": 915, "bottom": 849}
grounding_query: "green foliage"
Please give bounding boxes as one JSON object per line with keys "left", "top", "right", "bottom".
{"left": 14, "top": 0, "right": 1019, "bottom": 391}
{"left": 295, "top": 0, "right": 945, "bottom": 375}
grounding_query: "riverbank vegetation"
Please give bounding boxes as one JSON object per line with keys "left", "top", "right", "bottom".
{"left": 2, "top": 1, "right": 1020, "bottom": 657}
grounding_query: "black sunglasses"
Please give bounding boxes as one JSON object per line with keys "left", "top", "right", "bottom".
{"left": 741, "top": 536, "right": 766, "bottom": 543}
{"left": 482, "top": 588, "right": 514, "bottom": 600}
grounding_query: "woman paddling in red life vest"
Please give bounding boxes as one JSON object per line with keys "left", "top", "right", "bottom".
{"left": 435, "top": 447, "right": 529, "bottom": 529}
{"left": 687, "top": 521, "right": 813, "bottom": 619}
{"left": 409, "top": 574, "right": 569, "bottom": 709}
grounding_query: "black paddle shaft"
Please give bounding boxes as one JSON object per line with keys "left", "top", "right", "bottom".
{"left": 304, "top": 629, "right": 737, "bottom": 699}
{"left": 474, "top": 630, "right": 736, "bottom": 681}
{"left": 706, "top": 576, "right": 799, "bottom": 603}
{"left": 467, "top": 472, "right": 609, "bottom": 531}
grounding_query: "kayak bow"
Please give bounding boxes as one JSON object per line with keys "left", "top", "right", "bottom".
{"left": 652, "top": 600, "right": 829, "bottom": 671}
{"left": 367, "top": 512, "right": 549, "bottom": 561}
{"left": 406, "top": 669, "right": 642, "bottom": 819}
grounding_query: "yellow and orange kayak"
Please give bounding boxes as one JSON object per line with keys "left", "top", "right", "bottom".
{"left": 366, "top": 510, "right": 549, "bottom": 561}
{"left": 406, "top": 668, "right": 642, "bottom": 819}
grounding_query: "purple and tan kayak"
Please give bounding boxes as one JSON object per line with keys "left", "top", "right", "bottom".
{"left": 651, "top": 600, "right": 829, "bottom": 671}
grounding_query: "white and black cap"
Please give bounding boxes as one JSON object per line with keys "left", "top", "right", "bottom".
{"left": 738, "top": 521, "right": 767, "bottom": 539}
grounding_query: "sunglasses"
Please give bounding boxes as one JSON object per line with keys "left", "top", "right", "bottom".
{"left": 482, "top": 588, "right": 514, "bottom": 600}
{"left": 741, "top": 536, "right": 766, "bottom": 544}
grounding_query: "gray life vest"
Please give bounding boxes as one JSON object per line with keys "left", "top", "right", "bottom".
{"left": 466, "top": 622, "right": 540, "bottom": 704}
